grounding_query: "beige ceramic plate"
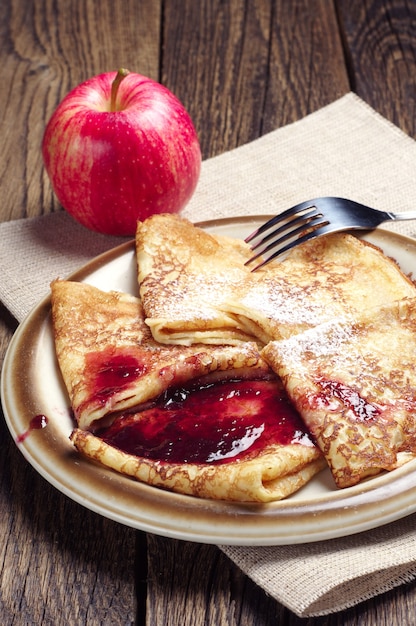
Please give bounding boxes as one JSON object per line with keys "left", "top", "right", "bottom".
{"left": 3, "top": 216, "right": 416, "bottom": 546}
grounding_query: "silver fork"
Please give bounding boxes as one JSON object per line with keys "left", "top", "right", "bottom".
{"left": 245, "top": 196, "right": 416, "bottom": 271}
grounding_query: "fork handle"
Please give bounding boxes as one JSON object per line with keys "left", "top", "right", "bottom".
{"left": 390, "top": 211, "right": 416, "bottom": 221}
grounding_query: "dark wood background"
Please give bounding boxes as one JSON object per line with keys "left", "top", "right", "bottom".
{"left": 1, "top": 1, "right": 416, "bottom": 624}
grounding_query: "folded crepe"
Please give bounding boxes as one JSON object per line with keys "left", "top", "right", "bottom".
{"left": 135, "top": 214, "right": 416, "bottom": 346}
{"left": 224, "top": 231, "right": 416, "bottom": 342}
{"left": 51, "top": 280, "right": 325, "bottom": 502}
{"left": 262, "top": 297, "right": 416, "bottom": 488}
{"left": 135, "top": 213, "right": 256, "bottom": 345}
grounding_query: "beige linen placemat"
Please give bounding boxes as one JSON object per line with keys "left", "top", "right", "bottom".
{"left": 2, "top": 92, "right": 416, "bottom": 617}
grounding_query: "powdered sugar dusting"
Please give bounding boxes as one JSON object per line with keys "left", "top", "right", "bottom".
{"left": 263, "top": 317, "right": 355, "bottom": 374}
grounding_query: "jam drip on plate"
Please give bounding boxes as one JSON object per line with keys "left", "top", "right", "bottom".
{"left": 98, "top": 378, "right": 314, "bottom": 464}
{"left": 17, "top": 414, "right": 49, "bottom": 443}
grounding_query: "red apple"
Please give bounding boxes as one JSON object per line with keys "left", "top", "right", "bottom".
{"left": 42, "top": 69, "right": 201, "bottom": 235}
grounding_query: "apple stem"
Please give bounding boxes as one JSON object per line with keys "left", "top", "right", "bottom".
{"left": 110, "top": 68, "right": 130, "bottom": 112}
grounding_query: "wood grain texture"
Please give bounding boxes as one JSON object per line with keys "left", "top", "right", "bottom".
{"left": 0, "top": 409, "right": 139, "bottom": 624}
{"left": 162, "top": 0, "right": 349, "bottom": 159}
{"left": 0, "top": 0, "right": 160, "bottom": 221}
{"left": 145, "top": 536, "right": 416, "bottom": 626}
{"left": 2, "top": 0, "right": 416, "bottom": 624}
{"left": 261, "top": 0, "right": 350, "bottom": 132}
{"left": 146, "top": 536, "right": 284, "bottom": 626}
{"left": 337, "top": 0, "right": 416, "bottom": 137}
{"left": 0, "top": 1, "right": 156, "bottom": 624}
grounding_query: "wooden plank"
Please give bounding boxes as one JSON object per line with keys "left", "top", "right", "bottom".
{"left": 146, "top": 536, "right": 285, "bottom": 626}
{"left": 2, "top": 0, "right": 416, "bottom": 623}
{"left": 337, "top": 0, "right": 416, "bottom": 137}
{"left": 0, "top": 405, "right": 142, "bottom": 623}
{"left": 0, "top": 0, "right": 161, "bottom": 221}
{"left": 145, "top": 2, "right": 348, "bottom": 624}
{"left": 161, "top": 0, "right": 349, "bottom": 159}
{"left": 262, "top": 0, "right": 350, "bottom": 130}
{"left": 0, "top": 1, "right": 160, "bottom": 623}
{"left": 145, "top": 536, "right": 416, "bottom": 625}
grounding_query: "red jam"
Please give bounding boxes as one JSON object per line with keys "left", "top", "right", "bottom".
{"left": 98, "top": 378, "right": 314, "bottom": 465}
{"left": 85, "top": 350, "right": 147, "bottom": 406}
{"left": 17, "top": 414, "right": 48, "bottom": 443}
{"left": 316, "top": 379, "right": 380, "bottom": 421}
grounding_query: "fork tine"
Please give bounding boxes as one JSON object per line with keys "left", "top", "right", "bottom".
{"left": 249, "top": 207, "right": 322, "bottom": 251}
{"left": 245, "top": 215, "right": 327, "bottom": 266}
{"left": 244, "top": 199, "right": 321, "bottom": 243}
{"left": 248, "top": 223, "right": 335, "bottom": 271}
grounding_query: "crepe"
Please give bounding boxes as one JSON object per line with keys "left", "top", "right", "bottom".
{"left": 224, "top": 231, "right": 416, "bottom": 342}
{"left": 51, "top": 280, "right": 325, "bottom": 502}
{"left": 51, "top": 280, "right": 267, "bottom": 432}
{"left": 135, "top": 213, "right": 256, "bottom": 345}
{"left": 70, "top": 381, "right": 325, "bottom": 502}
{"left": 136, "top": 214, "right": 416, "bottom": 346}
{"left": 262, "top": 297, "right": 416, "bottom": 488}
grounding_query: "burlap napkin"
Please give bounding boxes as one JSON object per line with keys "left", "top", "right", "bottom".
{"left": 2, "top": 92, "right": 416, "bottom": 617}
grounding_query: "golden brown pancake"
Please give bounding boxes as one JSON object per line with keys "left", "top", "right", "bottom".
{"left": 224, "top": 232, "right": 416, "bottom": 342}
{"left": 262, "top": 297, "right": 416, "bottom": 488}
{"left": 136, "top": 214, "right": 416, "bottom": 346}
{"left": 51, "top": 279, "right": 325, "bottom": 502}
{"left": 71, "top": 415, "right": 325, "bottom": 503}
{"left": 51, "top": 280, "right": 268, "bottom": 432}
{"left": 135, "top": 213, "right": 256, "bottom": 345}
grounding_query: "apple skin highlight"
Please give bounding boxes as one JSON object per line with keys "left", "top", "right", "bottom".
{"left": 42, "top": 70, "right": 202, "bottom": 236}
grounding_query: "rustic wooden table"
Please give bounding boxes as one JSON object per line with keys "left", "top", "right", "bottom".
{"left": 2, "top": 1, "right": 416, "bottom": 624}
